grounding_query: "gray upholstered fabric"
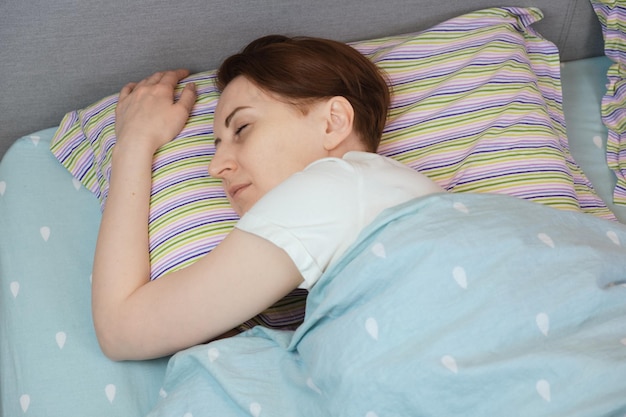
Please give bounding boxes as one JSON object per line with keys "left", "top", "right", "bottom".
{"left": 0, "top": 0, "right": 604, "bottom": 160}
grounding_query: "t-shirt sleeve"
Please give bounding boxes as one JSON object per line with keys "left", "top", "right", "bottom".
{"left": 235, "top": 159, "right": 361, "bottom": 289}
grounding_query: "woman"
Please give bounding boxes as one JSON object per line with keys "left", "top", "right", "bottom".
{"left": 94, "top": 35, "right": 626, "bottom": 417}
{"left": 91, "top": 35, "right": 444, "bottom": 361}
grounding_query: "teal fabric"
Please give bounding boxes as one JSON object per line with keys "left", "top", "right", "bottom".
{"left": 0, "top": 129, "right": 169, "bottom": 417}
{"left": 148, "top": 193, "right": 626, "bottom": 417}
{"left": 562, "top": 56, "right": 626, "bottom": 222}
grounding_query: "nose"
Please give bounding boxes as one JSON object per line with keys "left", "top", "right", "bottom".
{"left": 208, "top": 146, "right": 236, "bottom": 179}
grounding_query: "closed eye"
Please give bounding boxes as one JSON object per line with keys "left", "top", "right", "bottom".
{"left": 213, "top": 123, "right": 248, "bottom": 148}
{"left": 235, "top": 124, "right": 248, "bottom": 136}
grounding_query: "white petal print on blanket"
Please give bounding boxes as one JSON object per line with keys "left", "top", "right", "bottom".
{"left": 20, "top": 394, "right": 30, "bottom": 413}
{"left": 0, "top": 180, "right": 6, "bottom": 196}
{"left": 592, "top": 135, "right": 603, "bottom": 149}
{"left": 40, "top": 226, "right": 51, "bottom": 242}
{"left": 10, "top": 281, "right": 19, "bottom": 298}
{"left": 208, "top": 347, "right": 220, "bottom": 362}
{"left": 55, "top": 331, "right": 67, "bottom": 349}
{"left": 30, "top": 135, "right": 40, "bottom": 146}
{"left": 536, "top": 313, "right": 550, "bottom": 336}
{"left": 306, "top": 377, "right": 322, "bottom": 395}
{"left": 249, "top": 402, "right": 262, "bottom": 417}
{"left": 72, "top": 178, "right": 82, "bottom": 191}
{"left": 453, "top": 201, "right": 469, "bottom": 214}
{"left": 441, "top": 355, "right": 458, "bottom": 374}
{"left": 536, "top": 380, "right": 551, "bottom": 402}
{"left": 365, "top": 317, "right": 379, "bottom": 341}
{"left": 537, "top": 233, "right": 554, "bottom": 248}
{"left": 371, "top": 243, "right": 386, "bottom": 258}
{"left": 607, "top": 230, "right": 621, "bottom": 246}
{"left": 105, "top": 384, "right": 116, "bottom": 404}
{"left": 365, "top": 412, "right": 379, "bottom": 417}
{"left": 452, "top": 266, "right": 468, "bottom": 289}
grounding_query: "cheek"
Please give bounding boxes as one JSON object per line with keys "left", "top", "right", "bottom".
{"left": 241, "top": 124, "right": 316, "bottom": 200}
{"left": 248, "top": 165, "right": 294, "bottom": 207}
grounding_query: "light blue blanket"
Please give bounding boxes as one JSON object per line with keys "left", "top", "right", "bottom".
{"left": 148, "top": 193, "right": 626, "bottom": 417}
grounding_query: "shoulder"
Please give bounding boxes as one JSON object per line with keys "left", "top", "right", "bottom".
{"left": 269, "top": 154, "right": 366, "bottom": 197}
{"left": 248, "top": 157, "right": 361, "bottom": 218}
{"left": 303, "top": 152, "right": 415, "bottom": 181}
{"left": 315, "top": 152, "right": 443, "bottom": 192}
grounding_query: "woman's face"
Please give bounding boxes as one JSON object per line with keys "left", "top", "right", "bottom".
{"left": 210, "top": 76, "right": 329, "bottom": 216}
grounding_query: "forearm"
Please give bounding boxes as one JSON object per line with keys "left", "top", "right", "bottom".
{"left": 89, "top": 70, "right": 200, "bottom": 360}
{"left": 92, "top": 142, "right": 154, "bottom": 358}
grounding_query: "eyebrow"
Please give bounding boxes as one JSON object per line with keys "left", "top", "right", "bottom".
{"left": 224, "top": 106, "right": 251, "bottom": 128}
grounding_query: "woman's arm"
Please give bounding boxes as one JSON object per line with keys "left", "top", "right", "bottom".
{"left": 92, "top": 70, "right": 302, "bottom": 361}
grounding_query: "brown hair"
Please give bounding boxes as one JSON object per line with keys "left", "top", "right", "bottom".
{"left": 216, "top": 35, "right": 390, "bottom": 152}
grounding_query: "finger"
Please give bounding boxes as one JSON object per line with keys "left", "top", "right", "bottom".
{"left": 160, "top": 69, "right": 191, "bottom": 87}
{"left": 119, "top": 82, "right": 138, "bottom": 100}
{"left": 177, "top": 83, "right": 197, "bottom": 112}
{"left": 140, "top": 71, "right": 165, "bottom": 86}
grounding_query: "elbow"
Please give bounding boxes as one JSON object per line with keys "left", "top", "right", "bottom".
{"left": 93, "top": 306, "right": 165, "bottom": 361}
{"left": 98, "top": 339, "right": 126, "bottom": 362}
{"left": 94, "top": 319, "right": 130, "bottom": 361}
{"left": 93, "top": 308, "right": 141, "bottom": 361}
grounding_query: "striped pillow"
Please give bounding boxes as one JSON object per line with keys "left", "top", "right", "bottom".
{"left": 52, "top": 71, "right": 229, "bottom": 279}
{"left": 50, "top": 7, "right": 614, "bottom": 332}
{"left": 590, "top": 0, "right": 626, "bottom": 207}
{"left": 355, "top": 7, "right": 613, "bottom": 219}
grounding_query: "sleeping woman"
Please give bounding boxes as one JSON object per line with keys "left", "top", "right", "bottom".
{"left": 91, "top": 34, "right": 444, "bottom": 361}
{"left": 93, "top": 35, "right": 626, "bottom": 416}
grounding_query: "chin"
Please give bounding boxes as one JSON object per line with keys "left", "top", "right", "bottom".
{"left": 232, "top": 203, "right": 246, "bottom": 217}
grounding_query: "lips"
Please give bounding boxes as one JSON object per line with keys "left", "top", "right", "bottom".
{"left": 228, "top": 183, "right": 250, "bottom": 199}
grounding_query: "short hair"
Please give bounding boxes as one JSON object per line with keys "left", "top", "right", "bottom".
{"left": 216, "top": 35, "right": 390, "bottom": 152}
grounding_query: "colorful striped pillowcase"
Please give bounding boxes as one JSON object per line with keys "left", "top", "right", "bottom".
{"left": 355, "top": 6, "right": 613, "bottom": 219}
{"left": 50, "top": 7, "right": 614, "bottom": 331}
{"left": 590, "top": 0, "right": 626, "bottom": 207}
{"left": 51, "top": 71, "right": 231, "bottom": 279}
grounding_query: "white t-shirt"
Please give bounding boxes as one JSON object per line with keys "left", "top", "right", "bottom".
{"left": 236, "top": 151, "right": 444, "bottom": 289}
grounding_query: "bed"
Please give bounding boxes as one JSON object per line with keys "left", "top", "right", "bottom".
{"left": 1, "top": 0, "right": 626, "bottom": 416}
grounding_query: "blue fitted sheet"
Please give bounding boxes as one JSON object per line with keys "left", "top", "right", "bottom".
{"left": 0, "top": 129, "right": 169, "bottom": 416}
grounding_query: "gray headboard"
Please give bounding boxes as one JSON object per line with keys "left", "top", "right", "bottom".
{"left": 0, "top": 0, "right": 603, "bottom": 161}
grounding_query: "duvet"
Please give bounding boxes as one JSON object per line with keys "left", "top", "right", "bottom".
{"left": 148, "top": 193, "right": 626, "bottom": 417}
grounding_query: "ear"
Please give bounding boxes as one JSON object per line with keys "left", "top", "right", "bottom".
{"left": 322, "top": 96, "right": 355, "bottom": 151}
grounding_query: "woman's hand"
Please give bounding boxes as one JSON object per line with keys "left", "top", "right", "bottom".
{"left": 114, "top": 69, "right": 197, "bottom": 154}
